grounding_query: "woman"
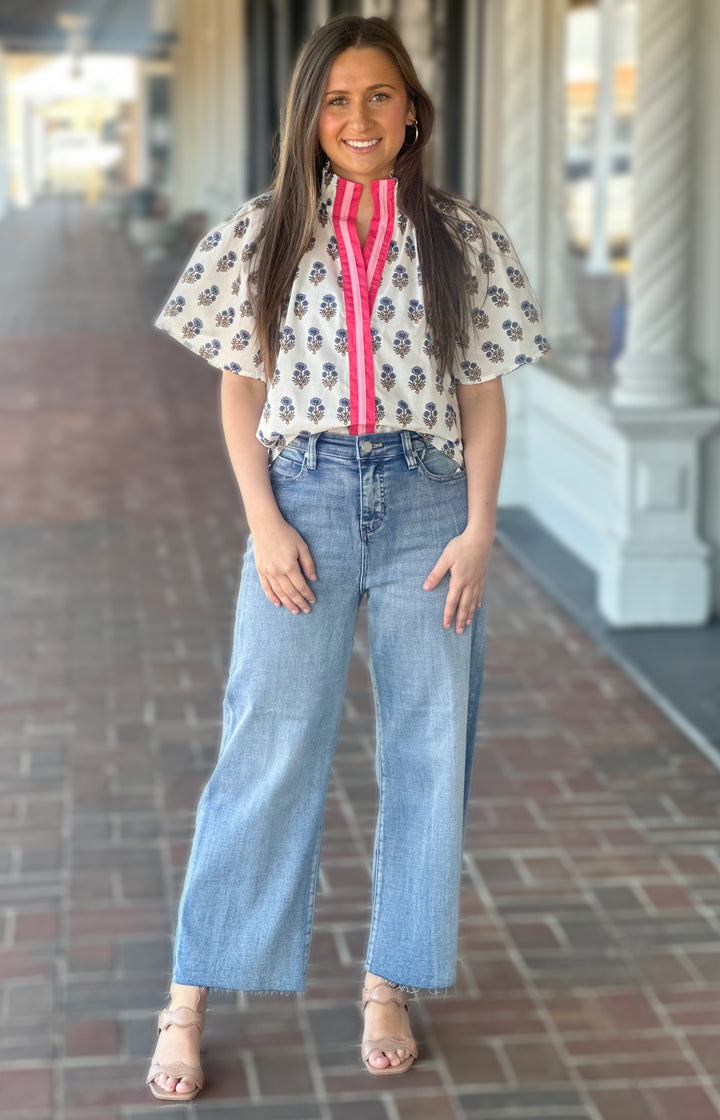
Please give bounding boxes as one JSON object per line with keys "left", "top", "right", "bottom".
{"left": 145, "top": 13, "right": 550, "bottom": 1100}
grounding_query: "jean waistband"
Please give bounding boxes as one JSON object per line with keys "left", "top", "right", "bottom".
{"left": 285, "top": 429, "right": 427, "bottom": 467}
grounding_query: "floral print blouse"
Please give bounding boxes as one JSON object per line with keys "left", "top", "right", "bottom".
{"left": 155, "top": 161, "right": 551, "bottom": 468}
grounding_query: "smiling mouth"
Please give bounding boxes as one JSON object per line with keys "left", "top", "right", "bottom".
{"left": 343, "top": 138, "right": 381, "bottom": 151}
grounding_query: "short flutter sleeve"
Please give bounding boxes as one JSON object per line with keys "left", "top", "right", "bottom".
{"left": 153, "top": 196, "right": 270, "bottom": 380}
{"left": 452, "top": 206, "right": 551, "bottom": 385}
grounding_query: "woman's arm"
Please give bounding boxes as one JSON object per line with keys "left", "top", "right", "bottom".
{"left": 220, "top": 372, "right": 281, "bottom": 531}
{"left": 220, "top": 372, "right": 317, "bottom": 614}
{"left": 455, "top": 378, "right": 507, "bottom": 542}
{"left": 421, "top": 378, "right": 507, "bottom": 633}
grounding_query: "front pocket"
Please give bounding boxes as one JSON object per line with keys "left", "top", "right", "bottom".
{"left": 416, "top": 445, "right": 467, "bottom": 482}
{"left": 268, "top": 446, "right": 308, "bottom": 483}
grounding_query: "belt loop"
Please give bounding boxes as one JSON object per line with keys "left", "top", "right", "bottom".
{"left": 306, "top": 432, "right": 318, "bottom": 470}
{"left": 400, "top": 429, "right": 417, "bottom": 469}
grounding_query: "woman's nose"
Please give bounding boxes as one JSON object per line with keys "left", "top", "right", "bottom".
{"left": 348, "top": 102, "right": 372, "bottom": 131}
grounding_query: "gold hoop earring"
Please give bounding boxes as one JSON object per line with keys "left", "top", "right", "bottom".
{"left": 406, "top": 121, "right": 419, "bottom": 146}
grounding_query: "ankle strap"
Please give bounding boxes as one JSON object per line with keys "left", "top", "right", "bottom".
{"left": 361, "top": 981, "right": 408, "bottom": 1010}
{"left": 158, "top": 1005, "right": 206, "bottom": 1032}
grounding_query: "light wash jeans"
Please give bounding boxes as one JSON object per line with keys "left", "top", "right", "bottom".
{"left": 172, "top": 428, "right": 487, "bottom": 995}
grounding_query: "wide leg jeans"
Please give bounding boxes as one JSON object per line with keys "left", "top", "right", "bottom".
{"left": 171, "top": 429, "right": 488, "bottom": 994}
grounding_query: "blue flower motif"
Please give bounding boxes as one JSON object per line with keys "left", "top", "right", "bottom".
{"left": 488, "top": 285, "right": 510, "bottom": 308}
{"left": 407, "top": 299, "right": 424, "bottom": 323}
{"left": 396, "top": 400, "right": 412, "bottom": 426}
{"left": 199, "top": 231, "right": 222, "bottom": 251}
{"left": 491, "top": 231, "right": 511, "bottom": 254}
{"left": 380, "top": 363, "right": 396, "bottom": 390}
{"left": 334, "top": 329, "right": 348, "bottom": 356}
{"left": 459, "top": 360, "right": 482, "bottom": 382}
{"left": 481, "top": 341, "right": 505, "bottom": 363}
{"left": 319, "top": 294, "right": 337, "bottom": 320}
{"left": 278, "top": 326, "right": 296, "bottom": 353}
{"left": 231, "top": 330, "right": 251, "bottom": 351}
{"left": 309, "top": 261, "right": 327, "bottom": 286}
{"left": 377, "top": 296, "right": 395, "bottom": 322}
{"left": 215, "top": 307, "right": 235, "bottom": 327}
{"left": 392, "top": 265, "right": 409, "bottom": 290}
{"left": 336, "top": 398, "right": 350, "bottom": 424}
{"left": 374, "top": 396, "right": 386, "bottom": 422}
{"left": 292, "top": 362, "right": 311, "bottom": 388}
{"left": 294, "top": 293, "right": 309, "bottom": 318}
{"left": 423, "top": 401, "right": 438, "bottom": 428}
{"left": 307, "top": 327, "right": 323, "bottom": 354}
{"left": 216, "top": 251, "right": 238, "bottom": 272}
{"left": 408, "top": 366, "right": 425, "bottom": 393}
{"left": 370, "top": 327, "right": 381, "bottom": 353}
{"left": 181, "top": 263, "right": 204, "bottom": 284}
{"left": 506, "top": 265, "right": 525, "bottom": 289}
{"left": 307, "top": 397, "right": 326, "bottom": 424}
{"left": 182, "top": 317, "right": 203, "bottom": 339}
{"left": 164, "top": 296, "right": 185, "bottom": 317}
{"left": 502, "top": 318, "right": 524, "bottom": 342}
{"left": 444, "top": 403, "right": 457, "bottom": 430}
{"left": 534, "top": 334, "right": 551, "bottom": 354}
{"left": 198, "top": 339, "right": 221, "bottom": 359}
{"left": 197, "top": 285, "right": 220, "bottom": 306}
{"left": 393, "top": 330, "right": 411, "bottom": 358}
{"left": 279, "top": 396, "right": 296, "bottom": 424}
{"left": 322, "top": 362, "right": 338, "bottom": 389}
{"left": 521, "top": 300, "right": 540, "bottom": 323}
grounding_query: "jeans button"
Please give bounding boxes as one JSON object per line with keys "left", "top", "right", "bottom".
{"left": 361, "top": 440, "right": 373, "bottom": 452}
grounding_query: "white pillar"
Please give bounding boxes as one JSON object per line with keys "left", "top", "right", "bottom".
{"left": 611, "top": 0, "right": 698, "bottom": 408}
{"left": 599, "top": 0, "right": 720, "bottom": 625}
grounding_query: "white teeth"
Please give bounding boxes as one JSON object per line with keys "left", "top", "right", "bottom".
{"left": 344, "top": 139, "right": 380, "bottom": 149}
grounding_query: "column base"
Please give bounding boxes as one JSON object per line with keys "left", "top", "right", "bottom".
{"left": 597, "top": 404, "right": 720, "bottom": 627}
{"left": 601, "top": 537, "right": 712, "bottom": 626}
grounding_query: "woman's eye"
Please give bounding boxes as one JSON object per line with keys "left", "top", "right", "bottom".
{"left": 327, "top": 92, "right": 390, "bottom": 106}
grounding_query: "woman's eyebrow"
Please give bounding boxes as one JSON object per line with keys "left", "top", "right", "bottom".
{"left": 325, "top": 83, "right": 397, "bottom": 94}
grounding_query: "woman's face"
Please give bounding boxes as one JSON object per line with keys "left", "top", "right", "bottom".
{"left": 318, "top": 46, "right": 415, "bottom": 186}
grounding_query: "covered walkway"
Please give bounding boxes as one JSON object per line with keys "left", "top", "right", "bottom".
{"left": 2, "top": 200, "right": 720, "bottom": 1119}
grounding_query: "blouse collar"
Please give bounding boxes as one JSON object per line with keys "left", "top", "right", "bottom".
{"left": 319, "top": 158, "right": 399, "bottom": 209}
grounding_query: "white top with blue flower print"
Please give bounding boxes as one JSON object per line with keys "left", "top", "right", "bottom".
{"left": 154, "top": 162, "right": 551, "bottom": 468}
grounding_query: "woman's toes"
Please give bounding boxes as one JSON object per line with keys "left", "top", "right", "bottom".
{"left": 370, "top": 1049, "right": 390, "bottom": 1067}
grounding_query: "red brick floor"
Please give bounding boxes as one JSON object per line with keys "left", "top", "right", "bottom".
{"left": 3, "top": 200, "right": 720, "bottom": 1119}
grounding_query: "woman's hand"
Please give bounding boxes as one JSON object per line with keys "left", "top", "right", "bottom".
{"left": 422, "top": 527, "right": 492, "bottom": 633}
{"left": 253, "top": 516, "right": 318, "bottom": 615}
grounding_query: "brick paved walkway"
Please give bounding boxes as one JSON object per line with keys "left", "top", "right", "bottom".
{"left": 3, "top": 200, "right": 720, "bottom": 1120}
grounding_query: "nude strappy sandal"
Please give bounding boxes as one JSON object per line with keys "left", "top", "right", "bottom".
{"left": 145, "top": 987, "right": 209, "bottom": 1101}
{"left": 360, "top": 980, "right": 419, "bottom": 1075}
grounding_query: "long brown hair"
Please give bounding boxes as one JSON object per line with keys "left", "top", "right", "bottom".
{"left": 253, "top": 14, "right": 488, "bottom": 383}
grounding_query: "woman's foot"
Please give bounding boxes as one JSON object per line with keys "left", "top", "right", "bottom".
{"left": 362, "top": 971, "right": 412, "bottom": 1070}
{"left": 149, "top": 982, "right": 208, "bottom": 1096}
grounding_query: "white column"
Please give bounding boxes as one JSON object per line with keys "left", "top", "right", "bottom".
{"left": 611, "top": 0, "right": 698, "bottom": 408}
{"left": 598, "top": 0, "right": 720, "bottom": 625}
